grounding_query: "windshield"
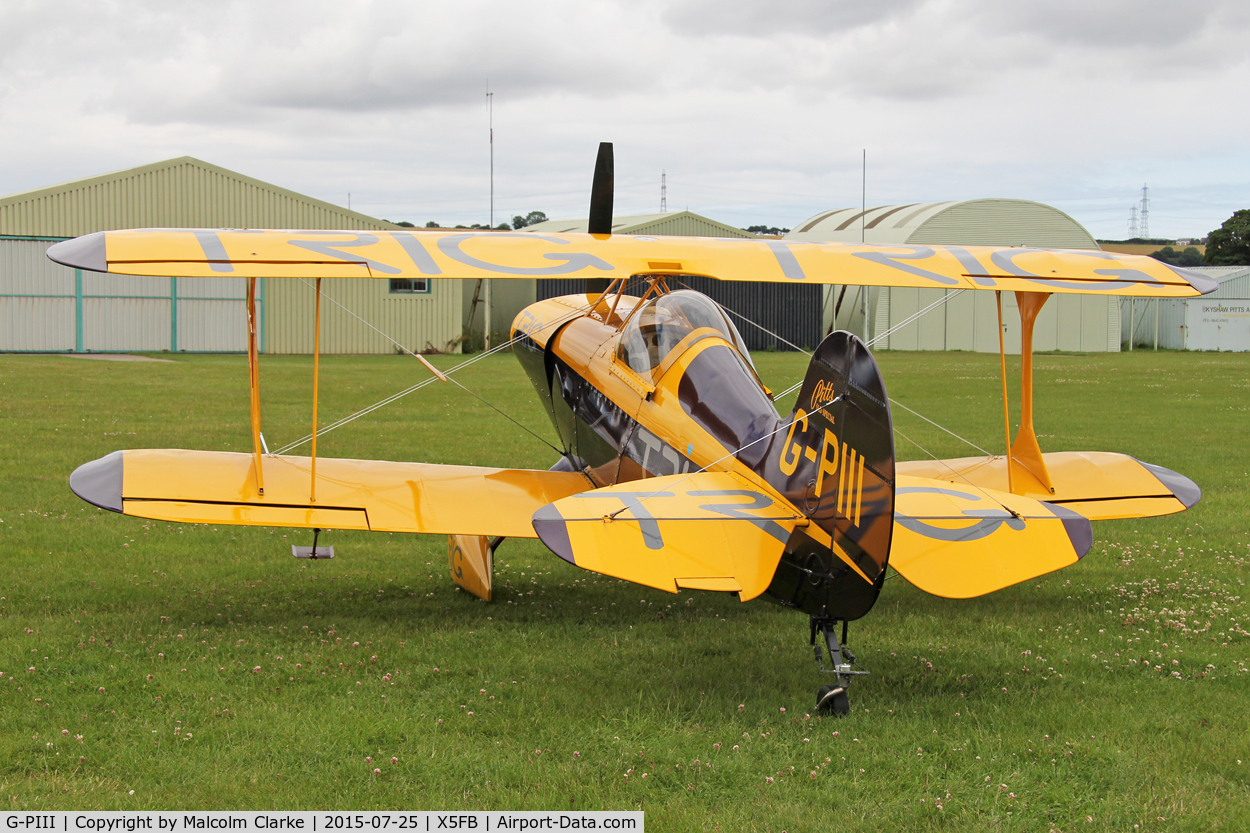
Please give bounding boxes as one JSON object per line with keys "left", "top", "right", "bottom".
{"left": 617, "top": 290, "right": 755, "bottom": 378}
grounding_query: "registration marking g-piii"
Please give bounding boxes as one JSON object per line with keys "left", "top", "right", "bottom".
{"left": 776, "top": 406, "right": 867, "bottom": 527}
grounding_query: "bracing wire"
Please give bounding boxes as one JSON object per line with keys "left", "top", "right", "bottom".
{"left": 270, "top": 275, "right": 997, "bottom": 517}
{"left": 868, "top": 290, "right": 964, "bottom": 349}
{"left": 679, "top": 282, "right": 1018, "bottom": 515}
{"left": 890, "top": 424, "right": 1022, "bottom": 520}
{"left": 607, "top": 393, "right": 847, "bottom": 519}
{"left": 888, "top": 399, "right": 992, "bottom": 457}
{"left": 271, "top": 281, "right": 592, "bottom": 456}
{"left": 690, "top": 280, "right": 988, "bottom": 457}
{"left": 446, "top": 376, "right": 564, "bottom": 457}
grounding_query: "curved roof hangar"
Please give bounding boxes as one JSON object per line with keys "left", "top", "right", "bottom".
{"left": 785, "top": 199, "right": 1099, "bottom": 250}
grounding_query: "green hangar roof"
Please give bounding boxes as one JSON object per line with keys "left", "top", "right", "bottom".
{"left": 785, "top": 199, "right": 1099, "bottom": 250}
{"left": 0, "top": 156, "right": 398, "bottom": 237}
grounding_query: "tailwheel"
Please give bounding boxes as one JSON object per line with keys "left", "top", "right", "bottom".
{"left": 810, "top": 616, "right": 868, "bottom": 715}
{"left": 816, "top": 685, "right": 850, "bottom": 716}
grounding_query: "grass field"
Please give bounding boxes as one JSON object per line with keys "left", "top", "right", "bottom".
{"left": 0, "top": 347, "right": 1247, "bottom": 830}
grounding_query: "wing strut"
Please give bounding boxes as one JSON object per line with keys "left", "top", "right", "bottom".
{"left": 1006, "top": 291, "right": 1054, "bottom": 495}
{"left": 310, "top": 277, "right": 322, "bottom": 503}
{"left": 246, "top": 277, "right": 265, "bottom": 496}
{"left": 995, "top": 291, "right": 1013, "bottom": 495}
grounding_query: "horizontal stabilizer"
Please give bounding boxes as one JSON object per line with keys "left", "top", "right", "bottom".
{"left": 532, "top": 471, "right": 802, "bottom": 600}
{"left": 896, "top": 451, "right": 1200, "bottom": 520}
{"left": 890, "top": 474, "right": 1092, "bottom": 599}
{"left": 69, "top": 449, "right": 589, "bottom": 538}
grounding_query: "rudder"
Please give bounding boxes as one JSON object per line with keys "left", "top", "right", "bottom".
{"left": 757, "top": 331, "right": 895, "bottom": 619}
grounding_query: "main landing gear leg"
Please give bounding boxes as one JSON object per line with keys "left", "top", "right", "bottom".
{"left": 810, "top": 617, "right": 869, "bottom": 716}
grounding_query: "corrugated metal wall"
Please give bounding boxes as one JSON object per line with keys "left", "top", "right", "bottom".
{"left": 265, "top": 277, "right": 462, "bottom": 355}
{"left": 1, "top": 296, "right": 75, "bottom": 351}
{"left": 535, "top": 276, "right": 821, "bottom": 352}
{"left": 178, "top": 277, "right": 250, "bottom": 353}
{"left": 0, "top": 236, "right": 75, "bottom": 350}
{"left": 463, "top": 278, "right": 536, "bottom": 347}
{"left": 1202, "top": 268, "right": 1250, "bottom": 299}
{"left": 83, "top": 294, "right": 170, "bottom": 352}
{"left": 874, "top": 288, "right": 1118, "bottom": 354}
{"left": 1, "top": 236, "right": 251, "bottom": 352}
{"left": 1121, "top": 297, "right": 1178, "bottom": 350}
{"left": 1128, "top": 269, "right": 1250, "bottom": 350}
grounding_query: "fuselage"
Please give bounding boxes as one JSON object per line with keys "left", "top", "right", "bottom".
{"left": 512, "top": 288, "right": 891, "bottom": 620}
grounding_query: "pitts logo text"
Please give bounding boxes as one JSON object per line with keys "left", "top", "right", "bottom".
{"left": 810, "top": 379, "right": 838, "bottom": 410}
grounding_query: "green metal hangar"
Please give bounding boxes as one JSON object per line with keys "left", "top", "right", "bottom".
{"left": 0, "top": 157, "right": 461, "bottom": 354}
{"left": 785, "top": 199, "right": 1122, "bottom": 353}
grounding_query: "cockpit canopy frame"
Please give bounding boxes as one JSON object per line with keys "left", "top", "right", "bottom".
{"left": 615, "top": 289, "right": 757, "bottom": 383}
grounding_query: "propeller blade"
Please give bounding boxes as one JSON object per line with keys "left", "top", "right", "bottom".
{"left": 587, "top": 142, "right": 614, "bottom": 235}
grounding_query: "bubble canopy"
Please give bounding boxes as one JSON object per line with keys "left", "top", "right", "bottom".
{"left": 616, "top": 290, "right": 756, "bottom": 378}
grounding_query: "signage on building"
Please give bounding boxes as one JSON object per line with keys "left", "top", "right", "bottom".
{"left": 1185, "top": 299, "right": 1250, "bottom": 352}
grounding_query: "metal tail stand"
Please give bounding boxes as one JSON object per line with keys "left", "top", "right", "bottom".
{"left": 810, "top": 616, "right": 869, "bottom": 715}
{"left": 292, "top": 528, "right": 335, "bottom": 560}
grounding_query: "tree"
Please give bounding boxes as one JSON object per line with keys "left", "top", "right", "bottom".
{"left": 1205, "top": 209, "right": 1250, "bottom": 265}
{"left": 745, "top": 225, "right": 790, "bottom": 236}
{"left": 511, "top": 211, "right": 549, "bottom": 229}
{"left": 1150, "top": 246, "right": 1205, "bottom": 267}
{"left": 425, "top": 221, "right": 441, "bottom": 228}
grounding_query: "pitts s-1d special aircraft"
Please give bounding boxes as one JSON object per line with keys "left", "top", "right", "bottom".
{"left": 50, "top": 145, "right": 1212, "bottom": 714}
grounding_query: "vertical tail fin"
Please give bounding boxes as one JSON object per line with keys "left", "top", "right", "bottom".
{"left": 757, "top": 332, "right": 895, "bottom": 618}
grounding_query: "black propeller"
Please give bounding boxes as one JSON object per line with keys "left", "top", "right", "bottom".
{"left": 587, "top": 142, "right": 614, "bottom": 235}
{"left": 586, "top": 142, "right": 614, "bottom": 293}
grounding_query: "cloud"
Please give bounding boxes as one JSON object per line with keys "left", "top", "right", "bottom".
{"left": 662, "top": 0, "right": 924, "bottom": 37}
{"left": 0, "top": 0, "right": 1247, "bottom": 238}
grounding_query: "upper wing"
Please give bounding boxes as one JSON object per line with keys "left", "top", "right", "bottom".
{"left": 70, "top": 448, "right": 589, "bottom": 538}
{"left": 896, "top": 451, "right": 1200, "bottom": 521}
{"left": 47, "top": 228, "right": 1216, "bottom": 298}
{"left": 531, "top": 471, "right": 804, "bottom": 600}
{"left": 889, "top": 474, "right": 1092, "bottom": 599}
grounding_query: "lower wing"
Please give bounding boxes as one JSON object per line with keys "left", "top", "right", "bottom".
{"left": 890, "top": 474, "right": 1092, "bottom": 599}
{"left": 896, "top": 451, "right": 1199, "bottom": 520}
{"left": 70, "top": 448, "right": 589, "bottom": 538}
{"left": 531, "top": 471, "right": 803, "bottom": 601}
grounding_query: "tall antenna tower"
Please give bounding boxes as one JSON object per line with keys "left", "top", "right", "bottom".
{"left": 1139, "top": 183, "right": 1150, "bottom": 240}
{"left": 487, "top": 88, "right": 494, "bottom": 228}
{"left": 1128, "top": 205, "right": 1139, "bottom": 238}
{"left": 660, "top": 170, "right": 667, "bottom": 213}
{"left": 485, "top": 86, "right": 494, "bottom": 350}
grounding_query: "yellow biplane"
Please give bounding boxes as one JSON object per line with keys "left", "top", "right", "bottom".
{"left": 49, "top": 145, "right": 1211, "bottom": 714}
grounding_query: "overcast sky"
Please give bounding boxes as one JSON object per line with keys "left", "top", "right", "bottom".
{"left": 2, "top": 0, "right": 1247, "bottom": 239}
